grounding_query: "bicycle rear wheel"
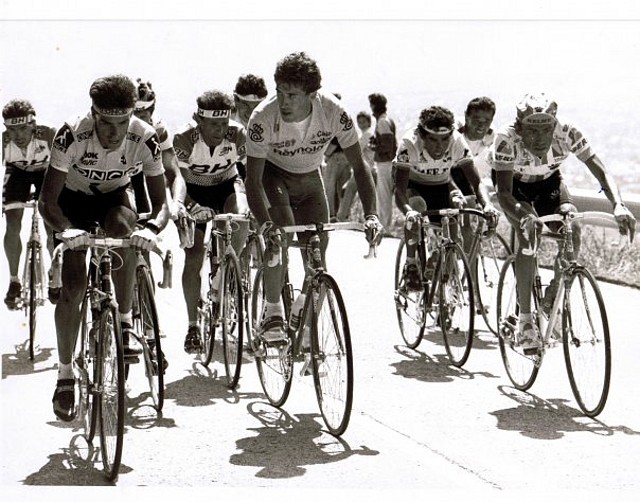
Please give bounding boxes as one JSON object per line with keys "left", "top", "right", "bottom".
{"left": 252, "top": 268, "right": 293, "bottom": 407}
{"left": 439, "top": 242, "right": 474, "bottom": 367}
{"left": 97, "top": 305, "right": 125, "bottom": 481}
{"left": 221, "top": 254, "right": 244, "bottom": 388}
{"left": 75, "top": 292, "right": 97, "bottom": 442}
{"left": 312, "top": 273, "right": 353, "bottom": 436}
{"left": 497, "top": 255, "right": 539, "bottom": 390}
{"left": 135, "top": 265, "right": 164, "bottom": 411}
{"left": 394, "top": 238, "right": 427, "bottom": 348}
{"left": 475, "top": 232, "right": 510, "bottom": 335}
{"left": 563, "top": 266, "right": 611, "bottom": 417}
{"left": 199, "top": 254, "right": 217, "bottom": 367}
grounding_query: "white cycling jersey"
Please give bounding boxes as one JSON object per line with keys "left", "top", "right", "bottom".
{"left": 489, "top": 121, "right": 594, "bottom": 183}
{"left": 50, "top": 113, "right": 164, "bottom": 195}
{"left": 246, "top": 90, "right": 358, "bottom": 174}
{"left": 393, "top": 129, "right": 472, "bottom": 185}
{"left": 2, "top": 125, "right": 56, "bottom": 172}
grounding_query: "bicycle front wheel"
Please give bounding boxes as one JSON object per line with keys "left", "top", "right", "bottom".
{"left": 221, "top": 254, "right": 244, "bottom": 389}
{"left": 199, "top": 254, "right": 216, "bottom": 367}
{"left": 252, "top": 268, "right": 293, "bottom": 407}
{"left": 563, "top": 266, "right": 611, "bottom": 417}
{"left": 135, "top": 265, "right": 164, "bottom": 411}
{"left": 75, "top": 292, "right": 97, "bottom": 442}
{"left": 439, "top": 243, "right": 474, "bottom": 367}
{"left": 27, "top": 243, "right": 42, "bottom": 360}
{"left": 496, "top": 255, "right": 539, "bottom": 390}
{"left": 239, "top": 233, "right": 264, "bottom": 347}
{"left": 394, "top": 238, "right": 427, "bottom": 348}
{"left": 97, "top": 306, "right": 125, "bottom": 481}
{"left": 312, "top": 274, "right": 353, "bottom": 436}
{"left": 475, "top": 232, "right": 511, "bottom": 335}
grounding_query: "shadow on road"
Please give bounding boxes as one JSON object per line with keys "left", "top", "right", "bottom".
{"left": 490, "top": 385, "right": 640, "bottom": 440}
{"left": 390, "top": 345, "right": 500, "bottom": 383}
{"left": 2, "top": 342, "right": 56, "bottom": 379}
{"left": 229, "top": 401, "right": 379, "bottom": 479}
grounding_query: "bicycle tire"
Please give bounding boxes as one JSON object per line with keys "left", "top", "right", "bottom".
{"left": 200, "top": 252, "right": 217, "bottom": 367}
{"left": 252, "top": 268, "right": 293, "bottom": 407}
{"left": 393, "top": 238, "right": 427, "bottom": 348}
{"left": 496, "top": 254, "right": 539, "bottom": 390}
{"left": 221, "top": 253, "right": 244, "bottom": 388}
{"left": 475, "top": 232, "right": 511, "bottom": 335}
{"left": 311, "top": 273, "right": 353, "bottom": 436}
{"left": 27, "top": 243, "right": 39, "bottom": 360}
{"left": 239, "top": 234, "right": 264, "bottom": 352}
{"left": 562, "top": 266, "right": 611, "bottom": 417}
{"left": 135, "top": 265, "right": 164, "bottom": 411}
{"left": 75, "top": 292, "right": 97, "bottom": 442}
{"left": 438, "top": 242, "right": 475, "bottom": 367}
{"left": 97, "top": 305, "right": 125, "bottom": 481}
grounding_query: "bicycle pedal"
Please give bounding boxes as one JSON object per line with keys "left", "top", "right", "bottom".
{"left": 124, "top": 354, "right": 141, "bottom": 364}
{"left": 300, "top": 355, "right": 313, "bottom": 377}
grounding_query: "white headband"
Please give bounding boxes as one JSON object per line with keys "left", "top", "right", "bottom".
{"left": 234, "top": 92, "right": 266, "bottom": 103}
{"left": 197, "top": 108, "right": 231, "bottom": 119}
{"left": 93, "top": 105, "right": 133, "bottom": 118}
{"left": 134, "top": 100, "right": 155, "bottom": 111}
{"left": 423, "top": 125, "right": 453, "bottom": 136}
{"left": 4, "top": 114, "right": 35, "bottom": 126}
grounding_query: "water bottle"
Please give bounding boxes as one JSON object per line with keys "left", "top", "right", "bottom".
{"left": 288, "top": 293, "right": 306, "bottom": 333}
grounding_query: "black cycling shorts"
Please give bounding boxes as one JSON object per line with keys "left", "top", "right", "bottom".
{"left": 407, "top": 181, "right": 451, "bottom": 224}
{"left": 187, "top": 176, "right": 245, "bottom": 232}
{"left": 2, "top": 166, "right": 45, "bottom": 206}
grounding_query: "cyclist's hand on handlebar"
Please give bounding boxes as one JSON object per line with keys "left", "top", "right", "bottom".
{"left": 483, "top": 203, "right": 500, "bottom": 228}
{"left": 260, "top": 220, "right": 283, "bottom": 247}
{"left": 57, "top": 228, "right": 90, "bottom": 250}
{"left": 450, "top": 189, "right": 465, "bottom": 208}
{"left": 173, "top": 201, "right": 189, "bottom": 221}
{"left": 130, "top": 227, "right": 157, "bottom": 251}
{"left": 519, "top": 213, "right": 543, "bottom": 241}
{"left": 364, "top": 214, "right": 383, "bottom": 245}
{"left": 614, "top": 203, "right": 636, "bottom": 243}
{"left": 188, "top": 202, "right": 214, "bottom": 223}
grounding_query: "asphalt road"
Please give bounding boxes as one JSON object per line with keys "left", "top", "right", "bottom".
{"left": 1, "top": 226, "right": 639, "bottom": 500}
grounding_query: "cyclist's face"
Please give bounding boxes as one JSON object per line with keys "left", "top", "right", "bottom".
{"left": 5, "top": 122, "right": 36, "bottom": 149}
{"left": 464, "top": 109, "right": 494, "bottom": 141}
{"left": 134, "top": 108, "right": 153, "bottom": 125}
{"left": 196, "top": 116, "right": 229, "bottom": 148}
{"left": 234, "top": 97, "right": 262, "bottom": 127}
{"left": 520, "top": 122, "right": 555, "bottom": 157}
{"left": 276, "top": 82, "right": 313, "bottom": 123}
{"left": 357, "top": 116, "right": 371, "bottom": 132}
{"left": 423, "top": 131, "right": 453, "bottom": 160}
{"left": 94, "top": 113, "right": 131, "bottom": 151}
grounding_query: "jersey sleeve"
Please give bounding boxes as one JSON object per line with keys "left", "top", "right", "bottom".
{"left": 235, "top": 125, "right": 247, "bottom": 164}
{"left": 154, "top": 122, "right": 173, "bottom": 151}
{"left": 331, "top": 103, "right": 358, "bottom": 149}
{"left": 488, "top": 131, "right": 515, "bottom": 172}
{"left": 392, "top": 135, "right": 414, "bottom": 172}
{"left": 141, "top": 132, "right": 165, "bottom": 177}
{"left": 563, "top": 123, "right": 594, "bottom": 161}
{"left": 49, "top": 124, "right": 77, "bottom": 173}
{"left": 246, "top": 109, "right": 270, "bottom": 159}
{"left": 173, "top": 128, "right": 195, "bottom": 168}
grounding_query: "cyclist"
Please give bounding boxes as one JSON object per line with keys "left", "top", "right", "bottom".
{"left": 2, "top": 100, "right": 56, "bottom": 309}
{"left": 232, "top": 74, "right": 268, "bottom": 130}
{"left": 490, "top": 92, "right": 636, "bottom": 352}
{"left": 173, "top": 90, "right": 250, "bottom": 354}
{"left": 39, "top": 74, "right": 168, "bottom": 421}
{"left": 393, "top": 105, "right": 497, "bottom": 291}
{"left": 245, "top": 51, "right": 381, "bottom": 342}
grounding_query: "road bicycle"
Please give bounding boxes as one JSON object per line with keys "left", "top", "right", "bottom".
{"left": 393, "top": 207, "right": 478, "bottom": 367}
{"left": 3, "top": 197, "right": 49, "bottom": 360}
{"left": 496, "top": 211, "right": 614, "bottom": 417}
{"left": 251, "top": 221, "right": 377, "bottom": 436}
{"left": 50, "top": 232, "right": 171, "bottom": 480}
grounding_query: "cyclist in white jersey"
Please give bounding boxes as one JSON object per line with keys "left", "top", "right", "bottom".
{"left": 2, "top": 99, "right": 56, "bottom": 309}
{"left": 232, "top": 74, "right": 268, "bottom": 130}
{"left": 245, "top": 52, "right": 381, "bottom": 341}
{"left": 490, "top": 92, "right": 636, "bottom": 352}
{"left": 39, "top": 74, "right": 168, "bottom": 421}
{"left": 172, "top": 90, "right": 250, "bottom": 353}
{"left": 394, "top": 105, "right": 496, "bottom": 290}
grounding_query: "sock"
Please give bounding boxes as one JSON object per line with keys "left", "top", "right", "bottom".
{"left": 189, "top": 320, "right": 198, "bottom": 328}
{"left": 58, "top": 362, "right": 73, "bottom": 380}
{"left": 120, "top": 311, "right": 133, "bottom": 327}
{"left": 264, "top": 301, "right": 284, "bottom": 318}
{"left": 10, "top": 275, "right": 19, "bottom": 283}
{"left": 406, "top": 257, "right": 416, "bottom": 265}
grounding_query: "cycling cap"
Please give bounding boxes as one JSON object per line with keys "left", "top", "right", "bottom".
{"left": 516, "top": 92, "right": 557, "bottom": 125}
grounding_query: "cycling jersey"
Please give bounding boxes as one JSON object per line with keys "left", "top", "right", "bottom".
{"left": 152, "top": 119, "right": 173, "bottom": 151}
{"left": 246, "top": 91, "right": 358, "bottom": 174}
{"left": 49, "top": 113, "right": 164, "bottom": 195}
{"left": 173, "top": 119, "right": 245, "bottom": 186}
{"left": 393, "top": 129, "right": 472, "bottom": 185}
{"left": 2, "top": 125, "right": 56, "bottom": 172}
{"left": 489, "top": 122, "right": 594, "bottom": 183}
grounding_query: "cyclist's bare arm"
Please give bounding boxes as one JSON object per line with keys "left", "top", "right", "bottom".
{"left": 494, "top": 170, "right": 536, "bottom": 222}
{"left": 162, "top": 148, "right": 186, "bottom": 206}
{"left": 583, "top": 154, "right": 625, "bottom": 207}
{"left": 342, "top": 142, "right": 377, "bottom": 217}
{"left": 145, "top": 173, "right": 169, "bottom": 231}
{"left": 245, "top": 155, "right": 271, "bottom": 226}
{"left": 392, "top": 164, "right": 413, "bottom": 214}
{"left": 38, "top": 167, "right": 74, "bottom": 232}
{"left": 457, "top": 158, "right": 491, "bottom": 208}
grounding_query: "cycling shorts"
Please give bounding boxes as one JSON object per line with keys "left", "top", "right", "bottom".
{"left": 407, "top": 181, "right": 451, "bottom": 224}
{"left": 2, "top": 166, "right": 45, "bottom": 206}
{"left": 187, "top": 175, "right": 245, "bottom": 232}
{"left": 450, "top": 165, "right": 474, "bottom": 196}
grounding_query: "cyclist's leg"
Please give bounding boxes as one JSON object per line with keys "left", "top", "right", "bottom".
{"left": 222, "top": 177, "right": 250, "bottom": 258}
{"left": 2, "top": 167, "right": 28, "bottom": 307}
{"left": 401, "top": 188, "right": 426, "bottom": 291}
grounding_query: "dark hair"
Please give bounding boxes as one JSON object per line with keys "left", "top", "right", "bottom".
{"left": 136, "top": 78, "right": 156, "bottom": 114}
{"left": 417, "top": 106, "right": 454, "bottom": 136}
{"left": 356, "top": 111, "right": 372, "bottom": 125}
{"left": 196, "top": 90, "right": 234, "bottom": 111}
{"left": 2, "top": 99, "right": 36, "bottom": 120}
{"left": 89, "top": 74, "right": 137, "bottom": 109}
{"left": 274, "top": 52, "right": 322, "bottom": 93}
{"left": 368, "top": 93, "right": 388, "bottom": 115}
{"left": 234, "top": 74, "right": 268, "bottom": 98}
{"left": 465, "top": 96, "right": 496, "bottom": 116}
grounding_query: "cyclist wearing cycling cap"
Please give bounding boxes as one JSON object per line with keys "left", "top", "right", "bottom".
{"left": 394, "top": 105, "right": 496, "bottom": 291}
{"left": 2, "top": 99, "right": 56, "bottom": 309}
{"left": 245, "top": 52, "right": 381, "bottom": 342}
{"left": 490, "top": 92, "right": 636, "bottom": 353}
{"left": 39, "top": 74, "right": 168, "bottom": 421}
{"left": 172, "top": 89, "right": 249, "bottom": 354}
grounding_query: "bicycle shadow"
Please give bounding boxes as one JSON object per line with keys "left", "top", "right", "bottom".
{"left": 2, "top": 341, "right": 56, "bottom": 379}
{"left": 163, "top": 362, "right": 262, "bottom": 407}
{"left": 390, "top": 344, "right": 499, "bottom": 383}
{"left": 229, "top": 401, "right": 379, "bottom": 479}
{"left": 489, "top": 385, "right": 640, "bottom": 440}
{"left": 124, "top": 391, "right": 178, "bottom": 431}
{"left": 21, "top": 434, "right": 119, "bottom": 486}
